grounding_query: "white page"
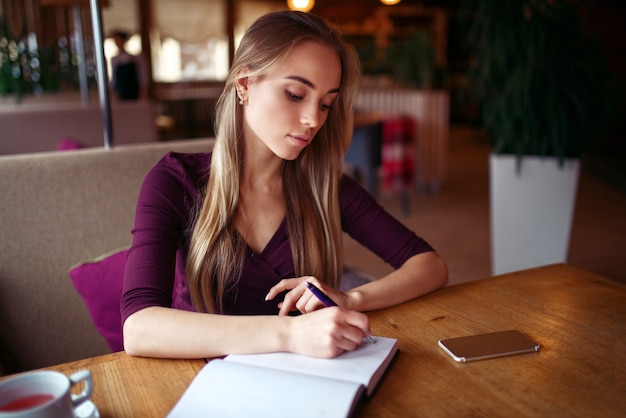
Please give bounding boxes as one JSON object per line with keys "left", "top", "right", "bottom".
{"left": 167, "top": 359, "right": 364, "bottom": 418}
{"left": 225, "top": 336, "right": 397, "bottom": 396}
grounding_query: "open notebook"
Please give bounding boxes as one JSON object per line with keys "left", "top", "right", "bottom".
{"left": 168, "top": 336, "right": 398, "bottom": 418}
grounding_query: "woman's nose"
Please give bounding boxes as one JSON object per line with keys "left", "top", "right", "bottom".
{"left": 301, "top": 104, "right": 321, "bottom": 128}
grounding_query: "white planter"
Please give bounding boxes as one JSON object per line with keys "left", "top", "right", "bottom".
{"left": 490, "top": 154, "right": 580, "bottom": 275}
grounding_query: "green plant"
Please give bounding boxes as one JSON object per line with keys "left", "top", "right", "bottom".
{"left": 386, "top": 30, "right": 436, "bottom": 89}
{"left": 349, "top": 29, "right": 442, "bottom": 89}
{"left": 0, "top": 17, "right": 27, "bottom": 101}
{"left": 465, "top": 0, "right": 616, "bottom": 164}
{"left": 39, "top": 44, "right": 60, "bottom": 92}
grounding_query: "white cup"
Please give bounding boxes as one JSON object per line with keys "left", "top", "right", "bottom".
{"left": 0, "top": 370, "right": 92, "bottom": 418}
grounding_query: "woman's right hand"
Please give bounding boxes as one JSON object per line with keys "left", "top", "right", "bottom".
{"left": 285, "top": 306, "right": 371, "bottom": 358}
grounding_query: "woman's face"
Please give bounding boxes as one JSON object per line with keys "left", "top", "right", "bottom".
{"left": 238, "top": 40, "right": 342, "bottom": 161}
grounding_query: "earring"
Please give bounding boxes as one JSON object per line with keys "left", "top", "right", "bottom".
{"left": 239, "top": 97, "right": 244, "bottom": 105}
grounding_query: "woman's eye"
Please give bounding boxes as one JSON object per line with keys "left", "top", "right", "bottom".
{"left": 286, "top": 91, "right": 303, "bottom": 101}
{"left": 321, "top": 103, "right": 334, "bottom": 111}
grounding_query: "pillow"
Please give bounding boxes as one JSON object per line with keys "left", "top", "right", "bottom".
{"left": 56, "top": 136, "right": 85, "bottom": 151}
{"left": 69, "top": 248, "right": 127, "bottom": 352}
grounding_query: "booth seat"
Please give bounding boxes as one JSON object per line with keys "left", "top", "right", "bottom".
{"left": 0, "top": 139, "right": 215, "bottom": 374}
{"left": 0, "top": 99, "right": 159, "bottom": 155}
{"left": 0, "top": 136, "right": 374, "bottom": 375}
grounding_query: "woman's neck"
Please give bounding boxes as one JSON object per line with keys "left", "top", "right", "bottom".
{"left": 237, "top": 138, "right": 286, "bottom": 254}
{"left": 240, "top": 134, "right": 284, "bottom": 193}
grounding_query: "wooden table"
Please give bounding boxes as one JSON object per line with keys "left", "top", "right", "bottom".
{"left": 46, "top": 353, "right": 205, "bottom": 417}
{"left": 361, "top": 263, "right": 626, "bottom": 417}
{"left": 7, "top": 264, "right": 625, "bottom": 417}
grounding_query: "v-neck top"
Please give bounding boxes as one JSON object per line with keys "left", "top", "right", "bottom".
{"left": 121, "top": 152, "right": 434, "bottom": 322}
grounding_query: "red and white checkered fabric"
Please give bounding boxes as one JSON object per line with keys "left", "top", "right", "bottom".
{"left": 381, "top": 116, "right": 416, "bottom": 193}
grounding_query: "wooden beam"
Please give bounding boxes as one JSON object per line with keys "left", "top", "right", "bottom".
{"left": 226, "top": 0, "right": 235, "bottom": 67}
{"left": 137, "top": 0, "right": 154, "bottom": 97}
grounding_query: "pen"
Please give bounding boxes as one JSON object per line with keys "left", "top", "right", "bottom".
{"left": 305, "top": 280, "right": 337, "bottom": 307}
{"left": 305, "top": 281, "right": 376, "bottom": 344}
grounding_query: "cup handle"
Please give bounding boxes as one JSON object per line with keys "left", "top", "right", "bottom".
{"left": 69, "top": 370, "right": 93, "bottom": 408}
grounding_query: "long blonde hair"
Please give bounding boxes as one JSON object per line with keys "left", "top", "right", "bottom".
{"left": 186, "top": 11, "right": 361, "bottom": 313}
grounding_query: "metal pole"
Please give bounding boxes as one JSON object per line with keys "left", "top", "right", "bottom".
{"left": 88, "top": 0, "right": 113, "bottom": 149}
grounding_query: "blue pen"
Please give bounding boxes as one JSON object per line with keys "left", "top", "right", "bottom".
{"left": 305, "top": 281, "right": 337, "bottom": 307}
{"left": 305, "top": 281, "right": 376, "bottom": 343}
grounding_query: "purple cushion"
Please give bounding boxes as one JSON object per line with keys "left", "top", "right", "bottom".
{"left": 56, "top": 136, "right": 85, "bottom": 151}
{"left": 69, "top": 249, "right": 127, "bottom": 352}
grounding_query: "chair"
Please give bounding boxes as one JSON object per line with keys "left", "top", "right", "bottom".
{"left": 345, "top": 122, "right": 383, "bottom": 196}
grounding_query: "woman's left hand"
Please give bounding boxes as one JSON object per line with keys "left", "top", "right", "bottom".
{"left": 265, "top": 277, "right": 349, "bottom": 316}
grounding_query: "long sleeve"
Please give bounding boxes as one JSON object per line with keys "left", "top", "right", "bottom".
{"left": 340, "top": 174, "right": 434, "bottom": 269}
{"left": 121, "top": 152, "right": 210, "bottom": 323}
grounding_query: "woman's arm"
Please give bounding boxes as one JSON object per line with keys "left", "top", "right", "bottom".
{"left": 268, "top": 251, "right": 447, "bottom": 315}
{"left": 122, "top": 305, "right": 371, "bottom": 359}
{"left": 339, "top": 175, "right": 449, "bottom": 309}
{"left": 345, "top": 251, "right": 448, "bottom": 311}
{"left": 267, "top": 175, "right": 448, "bottom": 314}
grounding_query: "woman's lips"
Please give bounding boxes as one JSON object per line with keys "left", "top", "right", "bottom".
{"left": 289, "top": 134, "right": 310, "bottom": 146}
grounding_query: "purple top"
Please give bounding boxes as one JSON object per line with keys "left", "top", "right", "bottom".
{"left": 121, "top": 152, "right": 434, "bottom": 323}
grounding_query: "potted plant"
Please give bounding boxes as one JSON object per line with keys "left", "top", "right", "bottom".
{"left": 386, "top": 30, "right": 436, "bottom": 89}
{"left": 465, "top": 0, "right": 616, "bottom": 274}
{"left": 0, "top": 17, "right": 27, "bottom": 102}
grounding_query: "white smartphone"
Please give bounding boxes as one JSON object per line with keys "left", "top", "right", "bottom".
{"left": 438, "top": 330, "right": 540, "bottom": 363}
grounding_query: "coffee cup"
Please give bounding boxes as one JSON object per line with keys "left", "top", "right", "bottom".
{"left": 0, "top": 370, "right": 93, "bottom": 418}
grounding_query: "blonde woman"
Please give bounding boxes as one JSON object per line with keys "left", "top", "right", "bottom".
{"left": 122, "top": 11, "right": 447, "bottom": 360}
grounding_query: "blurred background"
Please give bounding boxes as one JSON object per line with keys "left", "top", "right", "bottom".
{"left": 1, "top": 0, "right": 624, "bottom": 284}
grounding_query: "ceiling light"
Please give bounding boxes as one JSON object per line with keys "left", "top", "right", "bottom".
{"left": 380, "top": 0, "right": 402, "bottom": 5}
{"left": 287, "top": 0, "right": 315, "bottom": 13}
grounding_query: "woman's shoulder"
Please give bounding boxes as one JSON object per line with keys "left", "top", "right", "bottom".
{"left": 339, "top": 174, "right": 375, "bottom": 208}
{"left": 159, "top": 150, "right": 211, "bottom": 165}
{"left": 156, "top": 151, "right": 211, "bottom": 175}
{"left": 144, "top": 151, "right": 212, "bottom": 189}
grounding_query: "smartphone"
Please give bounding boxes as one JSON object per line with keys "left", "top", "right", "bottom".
{"left": 438, "top": 330, "right": 540, "bottom": 363}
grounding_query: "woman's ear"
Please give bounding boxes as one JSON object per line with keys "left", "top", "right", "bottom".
{"left": 236, "top": 75, "right": 249, "bottom": 90}
{"left": 235, "top": 68, "right": 251, "bottom": 105}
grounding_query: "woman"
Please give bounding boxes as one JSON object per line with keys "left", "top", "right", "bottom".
{"left": 122, "top": 11, "right": 447, "bottom": 360}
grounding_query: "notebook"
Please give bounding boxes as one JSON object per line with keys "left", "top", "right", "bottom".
{"left": 167, "top": 336, "right": 398, "bottom": 418}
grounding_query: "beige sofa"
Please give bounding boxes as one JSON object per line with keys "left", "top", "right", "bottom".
{"left": 0, "top": 100, "right": 159, "bottom": 155}
{"left": 0, "top": 139, "right": 215, "bottom": 374}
